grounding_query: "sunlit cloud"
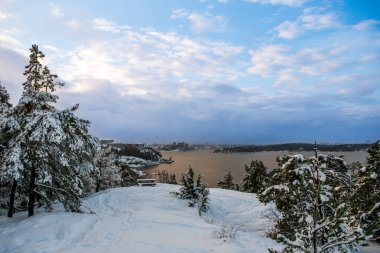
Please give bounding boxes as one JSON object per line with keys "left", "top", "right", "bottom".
{"left": 49, "top": 2, "right": 64, "bottom": 17}
{"left": 244, "top": 0, "right": 308, "bottom": 7}
{"left": 171, "top": 10, "right": 228, "bottom": 34}
{"left": 275, "top": 8, "right": 340, "bottom": 39}
{"left": 354, "top": 19, "right": 380, "bottom": 30}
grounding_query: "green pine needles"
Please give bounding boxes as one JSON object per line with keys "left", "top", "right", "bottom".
{"left": 172, "top": 166, "right": 210, "bottom": 216}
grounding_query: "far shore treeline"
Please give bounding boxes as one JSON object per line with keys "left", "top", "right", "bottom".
{"left": 217, "top": 143, "right": 372, "bottom": 153}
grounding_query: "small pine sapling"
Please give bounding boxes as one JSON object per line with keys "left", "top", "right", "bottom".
{"left": 172, "top": 166, "right": 210, "bottom": 216}
{"left": 217, "top": 171, "right": 235, "bottom": 190}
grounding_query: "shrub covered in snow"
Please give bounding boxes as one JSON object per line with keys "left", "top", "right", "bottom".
{"left": 172, "top": 166, "right": 209, "bottom": 216}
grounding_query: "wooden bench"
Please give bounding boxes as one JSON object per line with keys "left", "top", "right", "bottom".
{"left": 137, "top": 179, "right": 156, "bottom": 187}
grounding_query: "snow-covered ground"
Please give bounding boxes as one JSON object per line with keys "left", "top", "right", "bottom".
{"left": 1, "top": 184, "right": 378, "bottom": 253}
{"left": 0, "top": 184, "right": 281, "bottom": 253}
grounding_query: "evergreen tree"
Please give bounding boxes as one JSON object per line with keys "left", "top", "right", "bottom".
{"left": 93, "top": 145, "right": 122, "bottom": 192}
{"left": 240, "top": 160, "right": 268, "bottom": 193}
{"left": 0, "top": 82, "right": 11, "bottom": 114}
{"left": 0, "top": 45, "right": 99, "bottom": 216}
{"left": 173, "top": 166, "right": 209, "bottom": 216}
{"left": 350, "top": 141, "right": 380, "bottom": 240}
{"left": 261, "top": 152, "right": 364, "bottom": 252}
{"left": 217, "top": 171, "right": 235, "bottom": 190}
{"left": 0, "top": 82, "right": 17, "bottom": 216}
{"left": 117, "top": 160, "right": 138, "bottom": 187}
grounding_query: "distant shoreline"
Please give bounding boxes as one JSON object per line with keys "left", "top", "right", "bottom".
{"left": 213, "top": 143, "right": 372, "bottom": 153}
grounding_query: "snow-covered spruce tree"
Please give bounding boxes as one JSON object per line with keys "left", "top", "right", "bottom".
{"left": 240, "top": 160, "right": 268, "bottom": 193}
{"left": 0, "top": 45, "right": 99, "bottom": 216}
{"left": 261, "top": 152, "right": 364, "bottom": 253}
{"left": 0, "top": 82, "right": 16, "bottom": 216}
{"left": 172, "top": 166, "right": 209, "bottom": 216}
{"left": 93, "top": 145, "right": 122, "bottom": 192}
{"left": 0, "top": 82, "right": 11, "bottom": 114}
{"left": 217, "top": 171, "right": 235, "bottom": 190}
{"left": 350, "top": 141, "right": 380, "bottom": 240}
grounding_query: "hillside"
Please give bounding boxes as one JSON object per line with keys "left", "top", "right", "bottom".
{"left": 0, "top": 184, "right": 280, "bottom": 253}
{"left": 1, "top": 185, "right": 378, "bottom": 253}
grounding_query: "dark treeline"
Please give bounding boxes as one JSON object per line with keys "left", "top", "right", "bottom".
{"left": 219, "top": 143, "right": 372, "bottom": 153}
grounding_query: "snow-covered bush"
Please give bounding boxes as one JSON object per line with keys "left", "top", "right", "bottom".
{"left": 172, "top": 166, "right": 210, "bottom": 216}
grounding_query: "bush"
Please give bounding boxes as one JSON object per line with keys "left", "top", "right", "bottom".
{"left": 172, "top": 166, "right": 209, "bottom": 216}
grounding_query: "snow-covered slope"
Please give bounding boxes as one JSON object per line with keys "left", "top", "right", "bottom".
{"left": 0, "top": 184, "right": 281, "bottom": 253}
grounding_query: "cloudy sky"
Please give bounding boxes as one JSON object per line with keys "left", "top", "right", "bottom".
{"left": 0, "top": 0, "right": 379, "bottom": 144}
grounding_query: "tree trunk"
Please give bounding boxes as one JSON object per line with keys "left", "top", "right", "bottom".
{"left": 96, "top": 180, "right": 100, "bottom": 193}
{"left": 7, "top": 179, "right": 17, "bottom": 217}
{"left": 28, "top": 163, "right": 36, "bottom": 217}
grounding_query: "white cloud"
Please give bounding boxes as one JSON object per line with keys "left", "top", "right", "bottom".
{"left": 0, "top": 32, "right": 24, "bottom": 54}
{"left": 248, "top": 44, "right": 345, "bottom": 87}
{"left": 171, "top": 10, "right": 228, "bottom": 34}
{"left": 49, "top": 2, "right": 64, "bottom": 17}
{"left": 244, "top": 0, "right": 308, "bottom": 7}
{"left": 0, "top": 11, "right": 11, "bottom": 20}
{"left": 217, "top": 0, "right": 229, "bottom": 3}
{"left": 93, "top": 18, "right": 131, "bottom": 33}
{"left": 354, "top": 19, "right": 380, "bottom": 30}
{"left": 275, "top": 9, "right": 339, "bottom": 39}
{"left": 65, "top": 20, "right": 81, "bottom": 30}
{"left": 171, "top": 9, "right": 188, "bottom": 19}
{"left": 274, "top": 21, "right": 301, "bottom": 39}
{"left": 58, "top": 27, "right": 244, "bottom": 97}
{"left": 188, "top": 12, "right": 228, "bottom": 34}
{"left": 300, "top": 12, "right": 338, "bottom": 30}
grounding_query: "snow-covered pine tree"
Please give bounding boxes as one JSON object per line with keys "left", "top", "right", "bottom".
{"left": 240, "top": 160, "right": 268, "bottom": 193}
{"left": 0, "top": 82, "right": 11, "bottom": 114}
{"left": 93, "top": 145, "right": 122, "bottom": 192}
{"left": 217, "top": 171, "right": 235, "bottom": 190}
{"left": 0, "top": 82, "right": 12, "bottom": 156}
{"left": 0, "top": 45, "right": 99, "bottom": 216}
{"left": 350, "top": 141, "right": 380, "bottom": 240}
{"left": 262, "top": 151, "right": 364, "bottom": 253}
{"left": 0, "top": 82, "right": 15, "bottom": 216}
{"left": 173, "top": 166, "right": 209, "bottom": 216}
